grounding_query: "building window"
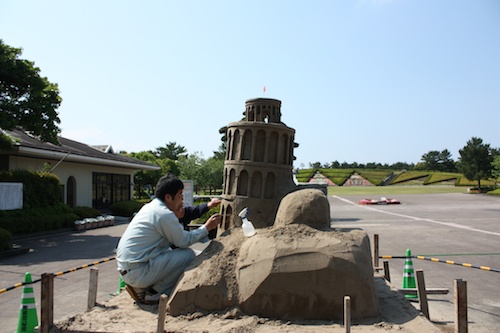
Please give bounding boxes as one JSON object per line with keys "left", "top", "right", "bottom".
{"left": 92, "top": 172, "right": 130, "bottom": 210}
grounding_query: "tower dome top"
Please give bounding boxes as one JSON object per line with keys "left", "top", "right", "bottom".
{"left": 244, "top": 98, "right": 282, "bottom": 123}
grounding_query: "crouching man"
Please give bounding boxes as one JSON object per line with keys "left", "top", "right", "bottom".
{"left": 116, "top": 173, "right": 221, "bottom": 304}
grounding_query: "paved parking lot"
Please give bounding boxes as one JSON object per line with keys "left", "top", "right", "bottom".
{"left": 329, "top": 193, "right": 500, "bottom": 333}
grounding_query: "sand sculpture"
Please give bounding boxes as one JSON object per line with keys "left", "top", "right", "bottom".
{"left": 168, "top": 188, "right": 378, "bottom": 320}
{"left": 166, "top": 97, "right": 378, "bottom": 320}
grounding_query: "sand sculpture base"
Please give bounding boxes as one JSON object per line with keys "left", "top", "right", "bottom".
{"left": 168, "top": 189, "right": 378, "bottom": 320}
{"left": 168, "top": 226, "right": 377, "bottom": 320}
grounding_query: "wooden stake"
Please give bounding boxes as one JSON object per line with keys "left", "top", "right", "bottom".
{"left": 87, "top": 268, "right": 98, "bottom": 312}
{"left": 416, "top": 270, "right": 429, "bottom": 320}
{"left": 40, "top": 273, "right": 54, "bottom": 333}
{"left": 373, "top": 234, "right": 379, "bottom": 269}
{"left": 454, "top": 279, "right": 468, "bottom": 333}
{"left": 157, "top": 294, "right": 168, "bottom": 333}
{"left": 344, "top": 296, "right": 351, "bottom": 333}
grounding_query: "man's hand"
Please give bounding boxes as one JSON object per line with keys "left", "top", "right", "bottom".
{"left": 207, "top": 198, "right": 222, "bottom": 209}
{"left": 204, "top": 214, "right": 221, "bottom": 231}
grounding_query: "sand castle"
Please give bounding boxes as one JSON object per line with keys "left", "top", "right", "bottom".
{"left": 219, "top": 98, "right": 297, "bottom": 230}
{"left": 167, "top": 98, "right": 378, "bottom": 320}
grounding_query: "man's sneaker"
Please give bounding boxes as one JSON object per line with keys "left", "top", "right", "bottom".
{"left": 125, "top": 285, "right": 146, "bottom": 303}
{"left": 143, "top": 291, "right": 162, "bottom": 305}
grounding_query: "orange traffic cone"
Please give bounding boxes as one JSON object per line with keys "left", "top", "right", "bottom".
{"left": 402, "top": 249, "right": 417, "bottom": 299}
{"left": 16, "top": 272, "right": 39, "bottom": 333}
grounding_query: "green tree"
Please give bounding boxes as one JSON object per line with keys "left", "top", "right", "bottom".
{"left": 127, "top": 151, "right": 179, "bottom": 198}
{"left": 200, "top": 157, "right": 224, "bottom": 194}
{"left": 178, "top": 153, "right": 204, "bottom": 192}
{"left": 492, "top": 155, "right": 500, "bottom": 189}
{"left": 178, "top": 152, "right": 223, "bottom": 194}
{"left": 420, "top": 149, "right": 456, "bottom": 172}
{"left": 457, "top": 137, "right": 493, "bottom": 191}
{"left": 309, "top": 162, "right": 322, "bottom": 169}
{"left": 156, "top": 158, "right": 180, "bottom": 176}
{"left": 390, "top": 162, "right": 414, "bottom": 171}
{"left": 127, "top": 151, "right": 161, "bottom": 198}
{"left": 330, "top": 160, "right": 340, "bottom": 168}
{"left": 213, "top": 126, "right": 228, "bottom": 160}
{"left": 155, "top": 142, "right": 187, "bottom": 160}
{"left": 420, "top": 151, "right": 440, "bottom": 170}
{"left": 0, "top": 40, "right": 62, "bottom": 144}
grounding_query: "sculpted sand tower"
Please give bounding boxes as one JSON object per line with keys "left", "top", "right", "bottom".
{"left": 220, "top": 98, "right": 298, "bottom": 230}
{"left": 166, "top": 97, "right": 378, "bottom": 320}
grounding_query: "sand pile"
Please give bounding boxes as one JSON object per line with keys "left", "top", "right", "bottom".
{"left": 55, "top": 277, "right": 441, "bottom": 333}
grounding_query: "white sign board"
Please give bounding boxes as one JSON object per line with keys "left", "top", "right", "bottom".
{"left": 182, "top": 180, "right": 194, "bottom": 207}
{"left": 0, "top": 182, "right": 23, "bottom": 210}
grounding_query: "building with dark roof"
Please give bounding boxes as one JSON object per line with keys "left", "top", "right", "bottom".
{"left": 0, "top": 128, "right": 159, "bottom": 210}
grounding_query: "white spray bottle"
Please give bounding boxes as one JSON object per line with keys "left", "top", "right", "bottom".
{"left": 238, "top": 207, "right": 256, "bottom": 237}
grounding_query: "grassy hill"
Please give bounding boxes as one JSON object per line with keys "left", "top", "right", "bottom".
{"left": 296, "top": 168, "right": 496, "bottom": 187}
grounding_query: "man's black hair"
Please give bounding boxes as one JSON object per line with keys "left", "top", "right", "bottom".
{"left": 155, "top": 173, "right": 184, "bottom": 201}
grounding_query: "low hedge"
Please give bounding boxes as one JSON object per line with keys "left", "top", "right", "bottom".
{"left": 488, "top": 188, "right": 500, "bottom": 195}
{"left": 0, "top": 204, "right": 78, "bottom": 235}
{"left": 0, "top": 170, "right": 62, "bottom": 208}
{"left": 109, "top": 200, "right": 145, "bottom": 217}
{"left": 72, "top": 206, "right": 102, "bottom": 219}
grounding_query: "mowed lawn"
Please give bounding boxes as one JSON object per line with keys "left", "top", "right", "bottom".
{"left": 327, "top": 185, "right": 470, "bottom": 196}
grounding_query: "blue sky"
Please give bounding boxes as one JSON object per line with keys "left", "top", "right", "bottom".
{"left": 1, "top": 0, "right": 499, "bottom": 168}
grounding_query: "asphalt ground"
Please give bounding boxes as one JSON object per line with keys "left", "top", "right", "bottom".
{"left": 0, "top": 193, "right": 499, "bottom": 333}
{"left": 329, "top": 193, "right": 500, "bottom": 333}
{"left": 0, "top": 218, "right": 130, "bottom": 333}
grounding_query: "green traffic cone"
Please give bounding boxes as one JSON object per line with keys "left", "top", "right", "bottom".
{"left": 402, "top": 249, "right": 417, "bottom": 299}
{"left": 17, "top": 272, "right": 39, "bottom": 333}
{"left": 117, "top": 274, "right": 126, "bottom": 293}
{"left": 111, "top": 274, "right": 127, "bottom": 296}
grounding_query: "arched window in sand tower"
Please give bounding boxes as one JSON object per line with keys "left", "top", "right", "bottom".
{"left": 223, "top": 204, "right": 233, "bottom": 230}
{"left": 228, "top": 168, "right": 236, "bottom": 195}
{"left": 280, "top": 133, "right": 289, "bottom": 164}
{"left": 241, "top": 130, "right": 252, "bottom": 160}
{"left": 220, "top": 205, "right": 226, "bottom": 219}
{"left": 223, "top": 168, "right": 228, "bottom": 193}
{"left": 268, "top": 131, "right": 278, "bottom": 163}
{"left": 231, "top": 129, "right": 240, "bottom": 160}
{"left": 272, "top": 106, "right": 277, "bottom": 122}
{"left": 262, "top": 110, "right": 270, "bottom": 123}
{"left": 264, "top": 172, "right": 275, "bottom": 199}
{"left": 226, "top": 130, "right": 233, "bottom": 160}
{"left": 255, "top": 130, "right": 266, "bottom": 162}
{"left": 251, "top": 171, "right": 262, "bottom": 198}
{"left": 248, "top": 105, "right": 255, "bottom": 121}
{"left": 237, "top": 170, "right": 249, "bottom": 196}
